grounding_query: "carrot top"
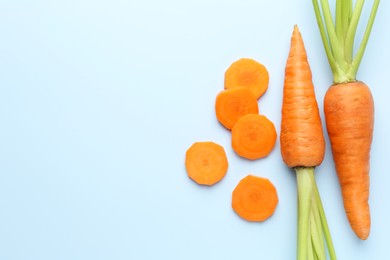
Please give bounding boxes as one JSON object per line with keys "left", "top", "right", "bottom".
{"left": 312, "top": 0, "right": 380, "bottom": 83}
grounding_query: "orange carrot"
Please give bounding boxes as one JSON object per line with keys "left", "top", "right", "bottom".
{"left": 215, "top": 87, "right": 259, "bottom": 130}
{"left": 231, "top": 114, "right": 276, "bottom": 160}
{"left": 185, "top": 142, "right": 228, "bottom": 186}
{"left": 312, "top": 0, "right": 379, "bottom": 240}
{"left": 232, "top": 175, "right": 278, "bottom": 222}
{"left": 224, "top": 58, "right": 269, "bottom": 99}
{"left": 281, "top": 26, "right": 335, "bottom": 260}
{"left": 324, "top": 81, "right": 374, "bottom": 239}
{"left": 280, "top": 28, "right": 325, "bottom": 168}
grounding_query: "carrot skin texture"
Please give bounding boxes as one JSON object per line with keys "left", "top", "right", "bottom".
{"left": 280, "top": 26, "right": 325, "bottom": 168}
{"left": 324, "top": 81, "right": 374, "bottom": 240}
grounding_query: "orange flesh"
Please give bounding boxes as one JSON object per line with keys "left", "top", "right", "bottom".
{"left": 185, "top": 142, "right": 228, "bottom": 186}
{"left": 232, "top": 175, "right": 278, "bottom": 222}
{"left": 232, "top": 114, "right": 277, "bottom": 160}
{"left": 224, "top": 58, "right": 269, "bottom": 99}
{"left": 215, "top": 87, "right": 259, "bottom": 130}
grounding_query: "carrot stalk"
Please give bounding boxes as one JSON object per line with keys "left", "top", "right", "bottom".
{"left": 310, "top": 198, "right": 326, "bottom": 259}
{"left": 311, "top": 174, "right": 336, "bottom": 259}
{"left": 296, "top": 167, "right": 313, "bottom": 260}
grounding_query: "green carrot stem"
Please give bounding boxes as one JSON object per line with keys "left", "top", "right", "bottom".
{"left": 296, "top": 167, "right": 313, "bottom": 260}
{"left": 311, "top": 196, "right": 326, "bottom": 260}
{"left": 312, "top": 0, "right": 380, "bottom": 83}
{"left": 310, "top": 173, "right": 337, "bottom": 260}
{"left": 319, "top": 0, "right": 346, "bottom": 70}
{"left": 344, "top": 0, "right": 365, "bottom": 63}
{"left": 350, "top": 0, "right": 380, "bottom": 77}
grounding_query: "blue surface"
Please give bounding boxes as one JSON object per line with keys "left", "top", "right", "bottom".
{"left": 0, "top": 0, "right": 389, "bottom": 259}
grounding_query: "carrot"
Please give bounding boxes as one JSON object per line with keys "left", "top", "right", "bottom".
{"left": 324, "top": 81, "right": 373, "bottom": 239}
{"left": 232, "top": 175, "right": 278, "bottom": 222}
{"left": 224, "top": 58, "right": 269, "bottom": 99}
{"left": 185, "top": 142, "right": 228, "bottom": 186}
{"left": 281, "top": 25, "right": 336, "bottom": 260}
{"left": 312, "top": 0, "right": 379, "bottom": 240}
{"left": 231, "top": 114, "right": 276, "bottom": 160}
{"left": 215, "top": 87, "right": 259, "bottom": 130}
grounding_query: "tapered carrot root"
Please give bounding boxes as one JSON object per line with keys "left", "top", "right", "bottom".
{"left": 280, "top": 25, "right": 325, "bottom": 168}
{"left": 324, "top": 81, "right": 374, "bottom": 240}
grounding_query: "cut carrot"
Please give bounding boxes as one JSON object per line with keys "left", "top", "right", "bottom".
{"left": 224, "top": 58, "right": 269, "bottom": 99}
{"left": 215, "top": 87, "right": 259, "bottom": 130}
{"left": 232, "top": 175, "right": 278, "bottom": 222}
{"left": 231, "top": 114, "right": 276, "bottom": 160}
{"left": 185, "top": 142, "right": 228, "bottom": 186}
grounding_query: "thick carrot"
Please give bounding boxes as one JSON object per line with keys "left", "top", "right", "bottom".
{"left": 215, "top": 87, "right": 259, "bottom": 130}
{"left": 224, "top": 58, "right": 269, "bottom": 99}
{"left": 281, "top": 26, "right": 336, "bottom": 260}
{"left": 324, "top": 81, "right": 374, "bottom": 239}
{"left": 232, "top": 175, "right": 278, "bottom": 222}
{"left": 231, "top": 114, "right": 276, "bottom": 160}
{"left": 185, "top": 142, "right": 228, "bottom": 186}
{"left": 312, "top": 0, "right": 379, "bottom": 240}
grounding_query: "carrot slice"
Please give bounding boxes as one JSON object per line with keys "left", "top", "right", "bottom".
{"left": 185, "top": 142, "right": 228, "bottom": 186}
{"left": 232, "top": 175, "right": 278, "bottom": 222}
{"left": 231, "top": 114, "right": 277, "bottom": 160}
{"left": 224, "top": 58, "right": 269, "bottom": 99}
{"left": 215, "top": 87, "right": 259, "bottom": 130}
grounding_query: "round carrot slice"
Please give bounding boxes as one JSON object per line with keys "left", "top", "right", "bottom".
{"left": 232, "top": 175, "right": 278, "bottom": 222}
{"left": 224, "top": 58, "right": 269, "bottom": 99}
{"left": 231, "top": 114, "right": 277, "bottom": 160}
{"left": 185, "top": 142, "right": 228, "bottom": 186}
{"left": 215, "top": 87, "right": 259, "bottom": 130}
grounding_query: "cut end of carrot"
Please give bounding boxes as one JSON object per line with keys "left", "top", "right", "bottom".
{"left": 232, "top": 175, "right": 278, "bottom": 222}
{"left": 224, "top": 58, "right": 269, "bottom": 99}
{"left": 215, "top": 87, "right": 259, "bottom": 130}
{"left": 185, "top": 142, "right": 228, "bottom": 186}
{"left": 232, "top": 114, "right": 277, "bottom": 160}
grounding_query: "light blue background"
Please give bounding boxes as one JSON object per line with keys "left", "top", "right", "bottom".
{"left": 1, "top": 0, "right": 389, "bottom": 259}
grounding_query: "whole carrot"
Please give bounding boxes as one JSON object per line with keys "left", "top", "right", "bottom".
{"left": 312, "top": 0, "right": 380, "bottom": 240}
{"left": 281, "top": 25, "right": 336, "bottom": 260}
